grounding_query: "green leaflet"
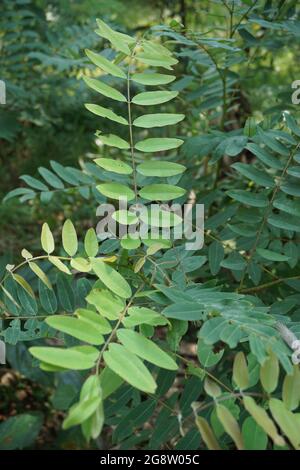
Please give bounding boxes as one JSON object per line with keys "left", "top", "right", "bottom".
{"left": 62, "top": 219, "right": 78, "bottom": 257}
{"left": 85, "top": 49, "right": 126, "bottom": 79}
{"left": 96, "top": 183, "right": 135, "bottom": 201}
{"left": 137, "top": 161, "right": 185, "bottom": 177}
{"left": 29, "top": 347, "right": 96, "bottom": 370}
{"left": 76, "top": 308, "right": 112, "bottom": 334}
{"left": 116, "top": 328, "right": 177, "bottom": 370}
{"left": 84, "top": 228, "right": 98, "bottom": 258}
{"left": 48, "top": 256, "right": 71, "bottom": 275}
{"left": 133, "top": 113, "right": 184, "bottom": 128}
{"left": 46, "top": 316, "right": 104, "bottom": 345}
{"left": 85, "top": 104, "right": 128, "bottom": 125}
{"left": 232, "top": 162, "right": 274, "bottom": 188}
{"left": 41, "top": 223, "right": 54, "bottom": 254}
{"left": 95, "top": 18, "right": 134, "bottom": 55}
{"left": 95, "top": 134, "right": 130, "bottom": 149}
{"left": 135, "top": 138, "right": 183, "bottom": 152}
{"left": 132, "top": 91, "right": 178, "bottom": 105}
{"left": 112, "top": 210, "right": 139, "bottom": 225}
{"left": 120, "top": 234, "right": 141, "bottom": 250}
{"left": 131, "top": 73, "right": 176, "bottom": 85}
{"left": 86, "top": 288, "right": 125, "bottom": 320}
{"left": 91, "top": 258, "right": 132, "bottom": 299}
{"left": 269, "top": 399, "right": 300, "bottom": 449}
{"left": 83, "top": 76, "right": 126, "bottom": 102}
{"left": 136, "top": 52, "right": 178, "bottom": 69}
{"left": 139, "top": 184, "right": 186, "bottom": 201}
{"left": 242, "top": 417, "right": 268, "bottom": 450}
{"left": 256, "top": 248, "right": 290, "bottom": 262}
{"left": 103, "top": 343, "right": 157, "bottom": 393}
{"left": 29, "top": 261, "right": 52, "bottom": 290}
{"left": 123, "top": 306, "right": 169, "bottom": 328}
{"left": 227, "top": 190, "right": 269, "bottom": 207}
{"left": 94, "top": 158, "right": 132, "bottom": 175}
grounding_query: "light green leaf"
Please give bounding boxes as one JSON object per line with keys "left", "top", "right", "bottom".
{"left": 91, "top": 258, "right": 132, "bottom": 299}
{"left": 123, "top": 306, "right": 168, "bottom": 328}
{"left": 70, "top": 257, "right": 91, "bottom": 272}
{"left": 137, "top": 160, "right": 185, "bottom": 177}
{"left": 63, "top": 397, "right": 102, "bottom": 430}
{"left": 269, "top": 398, "right": 300, "bottom": 450}
{"left": 216, "top": 404, "right": 244, "bottom": 450}
{"left": 41, "top": 223, "right": 55, "bottom": 254}
{"left": 76, "top": 309, "right": 112, "bottom": 334}
{"left": 132, "top": 91, "right": 178, "bottom": 106}
{"left": 195, "top": 416, "right": 221, "bottom": 450}
{"left": 48, "top": 256, "right": 71, "bottom": 275}
{"left": 131, "top": 73, "right": 176, "bottom": 85}
{"left": 117, "top": 328, "right": 177, "bottom": 370}
{"left": 85, "top": 104, "right": 128, "bottom": 125}
{"left": 96, "top": 183, "right": 135, "bottom": 201}
{"left": 85, "top": 49, "right": 126, "bottom": 79}
{"left": 103, "top": 343, "right": 157, "bottom": 393}
{"left": 243, "top": 396, "right": 285, "bottom": 447}
{"left": 86, "top": 288, "right": 125, "bottom": 320}
{"left": 62, "top": 219, "right": 78, "bottom": 257}
{"left": 260, "top": 351, "right": 279, "bottom": 393}
{"left": 83, "top": 76, "right": 126, "bottom": 102}
{"left": 112, "top": 210, "right": 138, "bottom": 225}
{"left": 45, "top": 316, "right": 104, "bottom": 345}
{"left": 84, "top": 228, "right": 98, "bottom": 258}
{"left": 136, "top": 53, "right": 177, "bottom": 69}
{"left": 233, "top": 352, "right": 249, "bottom": 390}
{"left": 29, "top": 347, "right": 96, "bottom": 370}
{"left": 133, "top": 113, "right": 184, "bottom": 128}
{"left": 95, "top": 158, "right": 132, "bottom": 175}
{"left": 12, "top": 274, "right": 35, "bottom": 298}
{"left": 135, "top": 138, "right": 183, "bottom": 153}
{"left": 120, "top": 234, "right": 141, "bottom": 250}
{"left": 95, "top": 18, "right": 134, "bottom": 55}
{"left": 95, "top": 133, "right": 130, "bottom": 149}
{"left": 139, "top": 184, "right": 185, "bottom": 201}
{"left": 282, "top": 366, "right": 300, "bottom": 411}
{"left": 29, "top": 261, "right": 52, "bottom": 290}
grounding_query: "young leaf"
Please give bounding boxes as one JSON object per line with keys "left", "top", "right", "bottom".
{"left": 41, "top": 223, "right": 55, "bottom": 254}
{"left": 96, "top": 134, "right": 130, "bottom": 149}
{"left": 216, "top": 404, "right": 244, "bottom": 450}
{"left": 91, "top": 258, "right": 132, "bottom": 299}
{"left": 131, "top": 72, "right": 176, "bottom": 85}
{"left": 116, "top": 328, "right": 177, "bottom": 370}
{"left": 233, "top": 352, "right": 249, "bottom": 390}
{"left": 83, "top": 76, "right": 126, "bottom": 102}
{"left": 139, "top": 184, "right": 185, "bottom": 201}
{"left": 85, "top": 49, "right": 126, "bottom": 79}
{"left": 133, "top": 113, "right": 184, "bottom": 128}
{"left": 135, "top": 138, "right": 183, "bottom": 153}
{"left": 94, "top": 158, "right": 132, "bottom": 175}
{"left": 85, "top": 104, "right": 128, "bottom": 125}
{"left": 29, "top": 347, "right": 96, "bottom": 370}
{"left": 136, "top": 161, "right": 185, "bottom": 177}
{"left": 45, "top": 316, "right": 104, "bottom": 345}
{"left": 29, "top": 261, "right": 52, "bottom": 290}
{"left": 96, "top": 183, "right": 135, "bottom": 201}
{"left": 84, "top": 228, "right": 99, "bottom": 258}
{"left": 260, "top": 352, "right": 279, "bottom": 393}
{"left": 243, "top": 396, "right": 285, "bottom": 447}
{"left": 48, "top": 256, "right": 71, "bottom": 275}
{"left": 132, "top": 91, "right": 178, "bottom": 105}
{"left": 62, "top": 219, "right": 78, "bottom": 257}
{"left": 103, "top": 343, "right": 157, "bottom": 393}
{"left": 282, "top": 366, "right": 300, "bottom": 411}
{"left": 195, "top": 416, "right": 221, "bottom": 450}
